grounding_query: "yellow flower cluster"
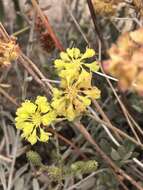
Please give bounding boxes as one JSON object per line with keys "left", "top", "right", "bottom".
{"left": 103, "top": 27, "right": 143, "bottom": 95}
{"left": 54, "top": 48, "right": 99, "bottom": 81}
{"left": 15, "top": 96, "right": 56, "bottom": 145}
{"left": 0, "top": 38, "right": 20, "bottom": 66}
{"left": 15, "top": 48, "right": 101, "bottom": 144}
{"left": 52, "top": 48, "right": 101, "bottom": 121}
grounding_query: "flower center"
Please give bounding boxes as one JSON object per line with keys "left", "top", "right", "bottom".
{"left": 72, "top": 59, "right": 81, "bottom": 66}
{"left": 32, "top": 111, "right": 41, "bottom": 126}
{"left": 66, "top": 86, "right": 78, "bottom": 101}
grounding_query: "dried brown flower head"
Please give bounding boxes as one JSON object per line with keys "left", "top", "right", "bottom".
{"left": 103, "top": 27, "right": 143, "bottom": 96}
{"left": 92, "top": 0, "right": 123, "bottom": 16}
{"left": 0, "top": 37, "right": 20, "bottom": 67}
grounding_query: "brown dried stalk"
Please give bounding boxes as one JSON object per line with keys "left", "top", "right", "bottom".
{"left": 0, "top": 87, "right": 18, "bottom": 106}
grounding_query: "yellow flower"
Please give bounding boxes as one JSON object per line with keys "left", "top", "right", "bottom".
{"left": 52, "top": 70, "right": 101, "bottom": 121}
{"left": 54, "top": 48, "right": 99, "bottom": 75}
{"left": 15, "top": 96, "right": 56, "bottom": 145}
{"left": 0, "top": 38, "right": 20, "bottom": 66}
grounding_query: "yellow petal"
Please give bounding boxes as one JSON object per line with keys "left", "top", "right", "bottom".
{"left": 35, "top": 96, "right": 50, "bottom": 113}
{"left": 78, "top": 95, "right": 91, "bottom": 106}
{"left": 52, "top": 88, "right": 63, "bottom": 98}
{"left": 66, "top": 104, "right": 76, "bottom": 121}
{"left": 52, "top": 98, "right": 66, "bottom": 115}
{"left": 60, "top": 52, "right": 70, "bottom": 61}
{"left": 15, "top": 121, "right": 25, "bottom": 129}
{"left": 17, "top": 101, "right": 36, "bottom": 115}
{"left": 77, "top": 70, "right": 92, "bottom": 88}
{"left": 82, "top": 49, "right": 95, "bottom": 59}
{"left": 84, "top": 87, "right": 101, "bottom": 99}
{"left": 74, "top": 99, "right": 85, "bottom": 112}
{"left": 27, "top": 129, "right": 37, "bottom": 145}
{"left": 84, "top": 61, "right": 100, "bottom": 72}
{"left": 59, "top": 69, "right": 79, "bottom": 86}
{"left": 35, "top": 96, "right": 47, "bottom": 104}
{"left": 54, "top": 59, "right": 65, "bottom": 69}
{"left": 42, "top": 111, "right": 56, "bottom": 125}
{"left": 73, "top": 48, "right": 81, "bottom": 59}
{"left": 15, "top": 113, "right": 29, "bottom": 122}
{"left": 39, "top": 128, "right": 52, "bottom": 142}
{"left": 66, "top": 48, "right": 75, "bottom": 58}
{"left": 22, "top": 122, "right": 34, "bottom": 136}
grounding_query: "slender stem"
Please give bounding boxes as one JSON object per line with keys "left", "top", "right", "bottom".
{"left": 87, "top": 0, "right": 106, "bottom": 48}
{"left": 0, "top": 87, "right": 18, "bottom": 106}
{"left": 7, "top": 131, "right": 20, "bottom": 190}
{"left": 89, "top": 112, "right": 143, "bottom": 149}
{"left": 133, "top": 158, "right": 143, "bottom": 169}
{"left": 48, "top": 128, "right": 87, "bottom": 160}
{"left": 94, "top": 71, "right": 118, "bottom": 81}
{"left": 64, "top": 3, "right": 89, "bottom": 45}
{"left": 67, "top": 169, "right": 109, "bottom": 190}
{"left": 12, "top": 26, "right": 30, "bottom": 36}
{"left": 93, "top": 100, "right": 122, "bottom": 141}
{"left": 101, "top": 124, "right": 120, "bottom": 146}
{"left": 0, "top": 155, "right": 12, "bottom": 163}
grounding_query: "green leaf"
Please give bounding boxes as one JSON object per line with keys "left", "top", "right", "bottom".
{"left": 122, "top": 151, "right": 133, "bottom": 161}
{"left": 111, "top": 148, "right": 121, "bottom": 161}
{"left": 100, "top": 139, "right": 111, "bottom": 154}
{"left": 118, "top": 143, "right": 134, "bottom": 161}
{"left": 118, "top": 146, "right": 126, "bottom": 158}
{"left": 124, "top": 140, "right": 135, "bottom": 152}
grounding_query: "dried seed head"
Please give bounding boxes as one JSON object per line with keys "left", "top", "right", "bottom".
{"left": 35, "top": 16, "right": 55, "bottom": 53}
{"left": 26, "top": 151, "right": 42, "bottom": 166}
{"left": 92, "top": 0, "right": 123, "bottom": 16}
{"left": 0, "top": 37, "right": 20, "bottom": 67}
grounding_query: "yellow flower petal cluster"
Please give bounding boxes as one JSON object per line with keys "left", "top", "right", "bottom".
{"left": 0, "top": 38, "right": 20, "bottom": 66}
{"left": 53, "top": 48, "right": 101, "bottom": 121}
{"left": 15, "top": 96, "right": 56, "bottom": 145}
{"left": 52, "top": 70, "right": 100, "bottom": 121}
{"left": 54, "top": 48, "right": 99, "bottom": 83}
